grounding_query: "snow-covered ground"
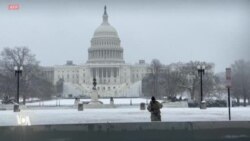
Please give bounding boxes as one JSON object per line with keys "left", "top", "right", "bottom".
{"left": 0, "top": 107, "right": 249, "bottom": 126}
{"left": 26, "top": 98, "right": 156, "bottom": 106}
{"left": 25, "top": 98, "right": 249, "bottom": 106}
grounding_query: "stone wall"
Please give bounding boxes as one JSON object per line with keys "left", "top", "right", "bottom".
{"left": 0, "top": 121, "right": 250, "bottom": 141}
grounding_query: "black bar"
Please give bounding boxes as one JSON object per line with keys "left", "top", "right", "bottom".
{"left": 228, "top": 87, "right": 231, "bottom": 120}
{"left": 200, "top": 72, "right": 203, "bottom": 102}
{"left": 17, "top": 71, "right": 20, "bottom": 104}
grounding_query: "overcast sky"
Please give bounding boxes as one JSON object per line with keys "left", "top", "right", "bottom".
{"left": 0, "top": 0, "right": 249, "bottom": 72}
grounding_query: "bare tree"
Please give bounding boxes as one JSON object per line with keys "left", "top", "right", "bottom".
{"left": 150, "top": 59, "right": 162, "bottom": 98}
{"left": 231, "top": 60, "right": 250, "bottom": 106}
{"left": 0, "top": 47, "right": 55, "bottom": 101}
{"left": 180, "top": 61, "right": 215, "bottom": 101}
{"left": 142, "top": 60, "right": 216, "bottom": 101}
{"left": 56, "top": 78, "right": 64, "bottom": 97}
{"left": 142, "top": 73, "right": 154, "bottom": 97}
{"left": 161, "top": 67, "right": 187, "bottom": 98}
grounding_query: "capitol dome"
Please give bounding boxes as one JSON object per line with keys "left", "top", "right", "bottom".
{"left": 93, "top": 23, "right": 118, "bottom": 38}
{"left": 87, "top": 6, "right": 124, "bottom": 64}
{"left": 93, "top": 7, "right": 119, "bottom": 38}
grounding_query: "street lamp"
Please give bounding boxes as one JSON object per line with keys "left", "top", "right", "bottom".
{"left": 14, "top": 66, "right": 23, "bottom": 104}
{"left": 197, "top": 65, "right": 206, "bottom": 109}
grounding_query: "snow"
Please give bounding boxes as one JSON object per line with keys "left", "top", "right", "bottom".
{"left": 26, "top": 98, "right": 155, "bottom": 106}
{"left": 0, "top": 107, "right": 250, "bottom": 126}
{"left": 25, "top": 98, "right": 248, "bottom": 106}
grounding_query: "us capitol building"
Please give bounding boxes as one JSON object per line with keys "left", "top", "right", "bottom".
{"left": 47, "top": 6, "right": 150, "bottom": 97}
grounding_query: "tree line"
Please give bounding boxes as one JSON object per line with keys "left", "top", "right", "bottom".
{"left": 142, "top": 59, "right": 250, "bottom": 106}
{"left": 231, "top": 60, "right": 250, "bottom": 106}
{"left": 0, "top": 47, "right": 56, "bottom": 103}
{"left": 1, "top": 47, "right": 249, "bottom": 106}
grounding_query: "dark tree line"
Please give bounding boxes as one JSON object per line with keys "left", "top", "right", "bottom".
{"left": 0, "top": 47, "right": 56, "bottom": 102}
{"left": 231, "top": 60, "right": 250, "bottom": 106}
{"left": 142, "top": 59, "right": 217, "bottom": 102}
{"left": 142, "top": 59, "right": 250, "bottom": 106}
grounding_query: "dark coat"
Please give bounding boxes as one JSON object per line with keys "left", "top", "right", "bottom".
{"left": 147, "top": 100, "right": 163, "bottom": 121}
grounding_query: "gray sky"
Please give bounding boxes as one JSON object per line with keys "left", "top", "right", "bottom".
{"left": 0, "top": 0, "right": 249, "bottom": 72}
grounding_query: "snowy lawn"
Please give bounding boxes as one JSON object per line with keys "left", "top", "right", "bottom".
{"left": 26, "top": 98, "right": 155, "bottom": 106}
{"left": 0, "top": 107, "right": 249, "bottom": 126}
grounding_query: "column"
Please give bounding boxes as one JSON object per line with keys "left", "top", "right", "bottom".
{"left": 97, "top": 68, "right": 100, "bottom": 82}
{"left": 114, "top": 68, "right": 116, "bottom": 78}
{"left": 103, "top": 68, "right": 106, "bottom": 78}
{"left": 106, "top": 68, "right": 108, "bottom": 78}
{"left": 102, "top": 68, "right": 104, "bottom": 78}
{"left": 99, "top": 68, "right": 102, "bottom": 84}
{"left": 107, "top": 68, "right": 111, "bottom": 78}
{"left": 102, "top": 68, "right": 105, "bottom": 84}
{"left": 111, "top": 67, "right": 113, "bottom": 83}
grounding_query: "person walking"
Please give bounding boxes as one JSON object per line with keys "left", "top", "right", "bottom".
{"left": 147, "top": 96, "right": 163, "bottom": 121}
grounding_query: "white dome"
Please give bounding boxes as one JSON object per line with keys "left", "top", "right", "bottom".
{"left": 92, "top": 6, "right": 119, "bottom": 38}
{"left": 87, "top": 6, "right": 124, "bottom": 64}
{"left": 93, "top": 24, "right": 118, "bottom": 38}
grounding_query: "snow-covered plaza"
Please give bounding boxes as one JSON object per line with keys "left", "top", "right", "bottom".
{"left": 0, "top": 106, "right": 250, "bottom": 126}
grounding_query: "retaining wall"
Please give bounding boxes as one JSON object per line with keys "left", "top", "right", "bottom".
{"left": 0, "top": 121, "right": 250, "bottom": 141}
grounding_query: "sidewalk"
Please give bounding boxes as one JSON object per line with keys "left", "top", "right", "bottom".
{"left": 0, "top": 107, "right": 249, "bottom": 126}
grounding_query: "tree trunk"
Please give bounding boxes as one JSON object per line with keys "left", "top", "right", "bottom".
{"left": 243, "top": 95, "right": 247, "bottom": 107}
{"left": 236, "top": 97, "right": 240, "bottom": 106}
{"left": 23, "top": 95, "right": 26, "bottom": 105}
{"left": 190, "top": 89, "right": 195, "bottom": 101}
{"left": 191, "top": 81, "right": 197, "bottom": 101}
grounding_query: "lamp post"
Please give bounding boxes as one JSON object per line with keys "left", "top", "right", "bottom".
{"left": 14, "top": 66, "right": 23, "bottom": 104}
{"left": 226, "top": 68, "right": 232, "bottom": 120}
{"left": 197, "top": 65, "right": 206, "bottom": 109}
